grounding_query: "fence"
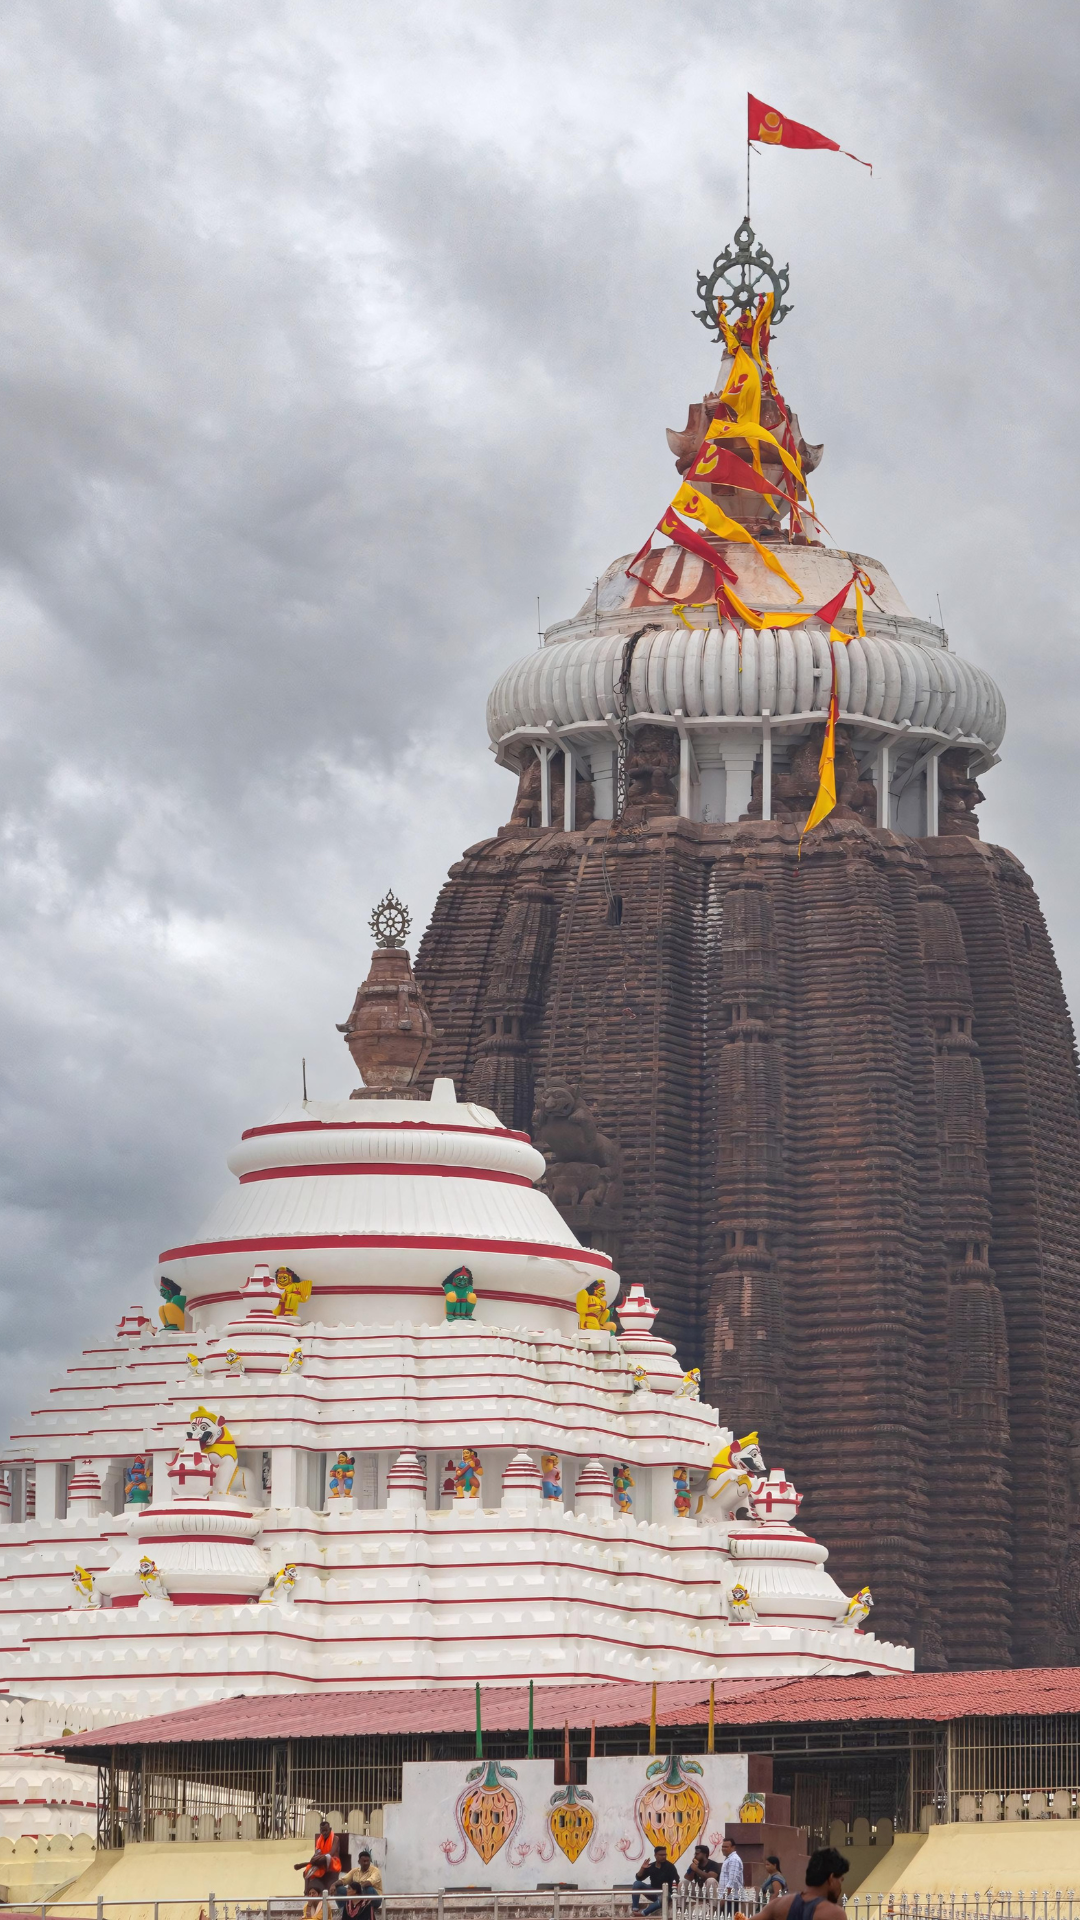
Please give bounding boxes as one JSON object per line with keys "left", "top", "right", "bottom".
{"left": 4, "top": 1894, "right": 1080, "bottom": 1920}
{"left": 0, "top": 1891, "right": 764, "bottom": 1920}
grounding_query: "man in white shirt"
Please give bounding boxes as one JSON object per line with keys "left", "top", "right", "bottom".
{"left": 716, "top": 1838, "right": 745, "bottom": 1904}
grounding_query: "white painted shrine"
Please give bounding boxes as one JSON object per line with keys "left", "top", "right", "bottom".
{"left": 0, "top": 982, "right": 913, "bottom": 1707}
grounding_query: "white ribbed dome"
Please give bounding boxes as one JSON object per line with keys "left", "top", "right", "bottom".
{"left": 489, "top": 620, "right": 1004, "bottom": 756}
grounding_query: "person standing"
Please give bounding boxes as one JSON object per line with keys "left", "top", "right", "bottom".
{"left": 760, "top": 1855, "right": 788, "bottom": 1902}
{"left": 756, "top": 1846, "right": 850, "bottom": 1920}
{"left": 715, "top": 1837, "right": 744, "bottom": 1907}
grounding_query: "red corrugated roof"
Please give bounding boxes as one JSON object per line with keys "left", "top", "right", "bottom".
{"left": 47, "top": 1668, "right": 1080, "bottom": 1756}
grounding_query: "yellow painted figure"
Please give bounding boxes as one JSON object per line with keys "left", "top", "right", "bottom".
{"left": 190, "top": 1406, "right": 238, "bottom": 1494}
{"left": 274, "top": 1266, "right": 312, "bottom": 1317}
{"left": 576, "top": 1278, "right": 612, "bottom": 1330}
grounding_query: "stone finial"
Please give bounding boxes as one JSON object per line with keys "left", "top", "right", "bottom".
{"left": 117, "top": 1306, "right": 152, "bottom": 1340}
{"left": 66, "top": 1460, "right": 102, "bottom": 1519}
{"left": 337, "top": 897, "right": 435, "bottom": 1098}
{"left": 574, "top": 1458, "right": 614, "bottom": 1519}
{"left": 386, "top": 1449, "right": 427, "bottom": 1512}
{"left": 617, "top": 1285, "right": 658, "bottom": 1337}
{"left": 501, "top": 1451, "right": 543, "bottom": 1512}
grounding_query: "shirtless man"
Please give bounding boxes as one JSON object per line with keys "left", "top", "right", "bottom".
{"left": 757, "top": 1846, "right": 849, "bottom": 1920}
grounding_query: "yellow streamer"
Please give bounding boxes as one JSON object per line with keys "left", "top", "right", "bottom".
{"left": 672, "top": 483, "right": 804, "bottom": 602}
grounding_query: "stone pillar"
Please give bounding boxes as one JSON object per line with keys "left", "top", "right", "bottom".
{"left": 876, "top": 741, "right": 891, "bottom": 828}
{"left": 704, "top": 879, "right": 785, "bottom": 1451}
{"left": 761, "top": 712, "right": 773, "bottom": 821}
{"left": 151, "top": 1450, "right": 176, "bottom": 1504}
{"left": 539, "top": 746, "right": 552, "bottom": 828}
{"left": 918, "top": 881, "right": 1010, "bottom": 1666}
{"left": 468, "top": 880, "right": 556, "bottom": 1131}
{"left": 271, "top": 1448, "right": 301, "bottom": 1510}
{"left": 35, "top": 1462, "right": 65, "bottom": 1523}
{"left": 720, "top": 740, "right": 759, "bottom": 822}
{"left": 678, "top": 735, "right": 692, "bottom": 819}
{"left": 590, "top": 743, "right": 615, "bottom": 820}
{"left": 695, "top": 738, "right": 726, "bottom": 824}
{"left": 926, "top": 750, "right": 941, "bottom": 836}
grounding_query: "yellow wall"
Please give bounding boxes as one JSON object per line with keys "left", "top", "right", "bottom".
{"left": 888, "top": 1822, "right": 1080, "bottom": 1895}
{"left": 55, "top": 1838, "right": 307, "bottom": 1920}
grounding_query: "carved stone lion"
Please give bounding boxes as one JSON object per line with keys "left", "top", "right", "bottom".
{"left": 532, "top": 1084, "right": 623, "bottom": 1216}
{"left": 623, "top": 725, "right": 678, "bottom": 822}
{"left": 763, "top": 725, "right": 876, "bottom": 827}
{"left": 938, "top": 749, "right": 984, "bottom": 839}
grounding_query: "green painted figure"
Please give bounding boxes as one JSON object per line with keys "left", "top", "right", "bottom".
{"left": 442, "top": 1265, "right": 477, "bottom": 1321}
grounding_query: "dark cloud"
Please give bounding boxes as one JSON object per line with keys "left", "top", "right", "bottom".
{"left": 0, "top": 0, "right": 1076, "bottom": 1427}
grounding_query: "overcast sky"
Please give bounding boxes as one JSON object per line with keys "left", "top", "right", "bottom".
{"left": 1, "top": 0, "right": 1077, "bottom": 1433}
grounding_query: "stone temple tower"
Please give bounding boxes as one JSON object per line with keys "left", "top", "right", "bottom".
{"left": 413, "top": 222, "right": 1080, "bottom": 1669}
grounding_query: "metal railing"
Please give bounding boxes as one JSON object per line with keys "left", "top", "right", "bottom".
{"left": 846, "top": 1899, "right": 1080, "bottom": 1920}
{"left": 0, "top": 1891, "right": 762, "bottom": 1920}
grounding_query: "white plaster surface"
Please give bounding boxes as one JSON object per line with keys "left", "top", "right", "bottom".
{"left": 384, "top": 1754, "right": 749, "bottom": 1892}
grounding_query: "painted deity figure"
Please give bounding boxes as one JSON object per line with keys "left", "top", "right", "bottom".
{"left": 729, "top": 1581, "right": 757, "bottom": 1624}
{"left": 576, "top": 1278, "right": 612, "bottom": 1331}
{"left": 281, "top": 1346, "right": 304, "bottom": 1375}
{"left": 675, "top": 1367, "right": 701, "bottom": 1400}
{"left": 672, "top": 1463, "right": 692, "bottom": 1519}
{"left": 188, "top": 1406, "right": 239, "bottom": 1496}
{"left": 630, "top": 1365, "right": 650, "bottom": 1393}
{"left": 455, "top": 1447, "right": 482, "bottom": 1499}
{"left": 701, "top": 1430, "right": 766, "bottom": 1520}
{"left": 137, "top": 1555, "right": 169, "bottom": 1601}
{"left": 260, "top": 1562, "right": 298, "bottom": 1605}
{"left": 843, "top": 1585, "right": 873, "bottom": 1627}
{"left": 123, "top": 1457, "right": 151, "bottom": 1507}
{"left": 186, "top": 1351, "right": 204, "bottom": 1381}
{"left": 442, "top": 1265, "right": 477, "bottom": 1321}
{"left": 158, "top": 1276, "right": 187, "bottom": 1331}
{"left": 614, "top": 1462, "right": 634, "bottom": 1514}
{"left": 541, "top": 1453, "right": 562, "bottom": 1501}
{"left": 71, "top": 1564, "right": 100, "bottom": 1611}
{"left": 225, "top": 1348, "right": 245, "bottom": 1375}
{"left": 328, "top": 1451, "right": 355, "bottom": 1499}
{"left": 274, "top": 1266, "right": 312, "bottom": 1318}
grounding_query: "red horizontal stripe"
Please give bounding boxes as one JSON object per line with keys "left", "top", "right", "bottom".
{"left": 242, "top": 1120, "right": 531, "bottom": 1144}
{"left": 237, "top": 1162, "right": 532, "bottom": 1188}
{"left": 107, "top": 1591, "right": 259, "bottom": 1608}
{"left": 190, "top": 1282, "right": 581, "bottom": 1313}
{"left": 159, "top": 1233, "right": 610, "bottom": 1269}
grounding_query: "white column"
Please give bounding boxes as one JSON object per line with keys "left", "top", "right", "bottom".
{"left": 695, "top": 739, "right": 726, "bottom": 823}
{"left": 539, "top": 747, "right": 552, "bottom": 828}
{"left": 926, "top": 750, "right": 940, "bottom": 836}
{"left": 563, "top": 746, "right": 575, "bottom": 831}
{"left": 877, "top": 741, "right": 891, "bottom": 828}
{"left": 678, "top": 734, "right": 691, "bottom": 818}
{"left": 271, "top": 1447, "right": 300, "bottom": 1510}
{"left": 761, "top": 711, "right": 772, "bottom": 821}
{"left": 720, "top": 741, "right": 759, "bottom": 823}
{"left": 151, "top": 1449, "right": 175, "bottom": 1504}
{"left": 589, "top": 744, "right": 614, "bottom": 820}
{"left": 35, "top": 1461, "right": 65, "bottom": 1523}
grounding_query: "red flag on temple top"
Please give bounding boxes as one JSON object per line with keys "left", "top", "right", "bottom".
{"left": 748, "top": 94, "right": 872, "bottom": 172}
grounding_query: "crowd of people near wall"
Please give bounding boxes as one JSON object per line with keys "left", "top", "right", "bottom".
{"left": 295, "top": 1820, "right": 382, "bottom": 1919}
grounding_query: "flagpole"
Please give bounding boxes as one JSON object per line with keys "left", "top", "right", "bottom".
{"left": 527, "top": 1679, "right": 535, "bottom": 1759}
{"left": 649, "top": 1681, "right": 657, "bottom": 1756}
{"left": 708, "top": 1680, "right": 715, "bottom": 1754}
{"left": 746, "top": 137, "right": 751, "bottom": 218}
{"left": 475, "top": 1681, "right": 483, "bottom": 1760}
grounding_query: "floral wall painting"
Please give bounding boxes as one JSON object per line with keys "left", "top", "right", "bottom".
{"left": 385, "top": 1753, "right": 750, "bottom": 1892}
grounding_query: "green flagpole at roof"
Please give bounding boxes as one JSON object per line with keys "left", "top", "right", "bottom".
{"left": 475, "top": 1681, "right": 483, "bottom": 1760}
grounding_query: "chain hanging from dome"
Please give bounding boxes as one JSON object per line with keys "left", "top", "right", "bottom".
{"left": 369, "top": 889, "right": 411, "bottom": 950}
{"left": 695, "top": 219, "right": 792, "bottom": 335}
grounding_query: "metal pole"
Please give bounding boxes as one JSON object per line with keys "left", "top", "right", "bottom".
{"left": 662, "top": 1886, "right": 669, "bottom": 1920}
{"left": 210, "top": 1896, "right": 216, "bottom": 1920}
{"left": 528, "top": 1679, "right": 534, "bottom": 1760}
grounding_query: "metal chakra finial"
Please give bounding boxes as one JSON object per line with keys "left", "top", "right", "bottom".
{"left": 369, "top": 889, "right": 411, "bottom": 950}
{"left": 694, "top": 218, "right": 792, "bottom": 337}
